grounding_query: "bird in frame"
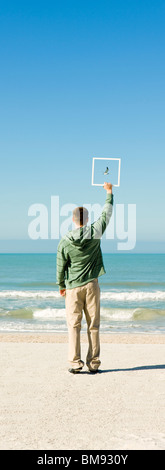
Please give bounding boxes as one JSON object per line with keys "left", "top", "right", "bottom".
{"left": 103, "top": 166, "right": 109, "bottom": 175}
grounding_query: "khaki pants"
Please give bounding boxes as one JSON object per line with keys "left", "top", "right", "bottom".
{"left": 65, "top": 279, "right": 101, "bottom": 370}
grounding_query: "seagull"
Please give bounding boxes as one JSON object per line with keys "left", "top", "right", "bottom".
{"left": 103, "top": 166, "right": 109, "bottom": 175}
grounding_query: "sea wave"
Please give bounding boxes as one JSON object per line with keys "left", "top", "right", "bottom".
{"left": 101, "top": 291, "right": 165, "bottom": 301}
{"left": 33, "top": 308, "right": 66, "bottom": 319}
{"left": 0, "top": 306, "right": 165, "bottom": 322}
{"left": 101, "top": 307, "right": 165, "bottom": 322}
{"left": 0, "top": 290, "right": 60, "bottom": 299}
{"left": 0, "top": 289, "right": 165, "bottom": 301}
{"left": 0, "top": 307, "right": 66, "bottom": 319}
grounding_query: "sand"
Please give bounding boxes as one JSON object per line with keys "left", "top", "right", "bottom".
{"left": 0, "top": 333, "right": 165, "bottom": 450}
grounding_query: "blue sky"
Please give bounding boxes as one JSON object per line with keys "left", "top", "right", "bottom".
{"left": 0, "top": 0, "right": 165, "bottom": 252}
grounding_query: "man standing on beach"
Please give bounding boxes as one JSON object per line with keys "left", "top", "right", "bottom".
{"left": 56, "top": 182, "right": 113, "bottom": 373}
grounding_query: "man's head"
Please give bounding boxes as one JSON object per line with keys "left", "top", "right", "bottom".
{"left": 72, "top": 207, "right": 89, "bottom": 227}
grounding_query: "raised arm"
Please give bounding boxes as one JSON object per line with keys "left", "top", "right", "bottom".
{"left": 92, "top": 182, "right": 113, "bottom": 239}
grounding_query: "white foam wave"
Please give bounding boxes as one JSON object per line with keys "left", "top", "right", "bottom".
{"left": 0, "top": 289, "right": 165, "bottom": 302}
{"left": 33, "top": 308, "right": 66, "bottom": 319}
{"left": 100, "top": 291, "right": 165, "bottom": 301}
{"left": 101, "top": 308, "right": 134, "bottom": 321}
{"left": 0, "top": 290, "right": 60, "bottom": 299}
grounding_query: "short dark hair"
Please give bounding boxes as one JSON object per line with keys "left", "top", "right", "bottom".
{"left": 73, "top": 207, "right": 88, "bottom": 226}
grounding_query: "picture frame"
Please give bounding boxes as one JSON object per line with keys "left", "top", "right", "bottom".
{"left": 91, "top": 157, "right": 121, "bottom": 187}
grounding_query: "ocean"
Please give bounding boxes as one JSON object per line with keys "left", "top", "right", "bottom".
{"left": 0, "top": 253, "right": 165, "bottom": 335}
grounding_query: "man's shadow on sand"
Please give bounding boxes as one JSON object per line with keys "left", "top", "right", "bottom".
{"left": 81, "top": 364, "right": 165, "bottom": 374}
{"left": 99, "top": 364, "right": 165, "bottom": 373}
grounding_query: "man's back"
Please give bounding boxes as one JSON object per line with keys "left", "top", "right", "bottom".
{"left": 56, "top": 191, "right": 113, "bottom": 290}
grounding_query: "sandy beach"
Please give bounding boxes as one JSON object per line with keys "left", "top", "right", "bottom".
{"left": 0, "top": 333, "right": 165, "bottom": 451}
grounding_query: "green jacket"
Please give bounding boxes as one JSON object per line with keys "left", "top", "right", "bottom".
{"left": 56, "top": 193, "right": 113, "bottom": 290}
